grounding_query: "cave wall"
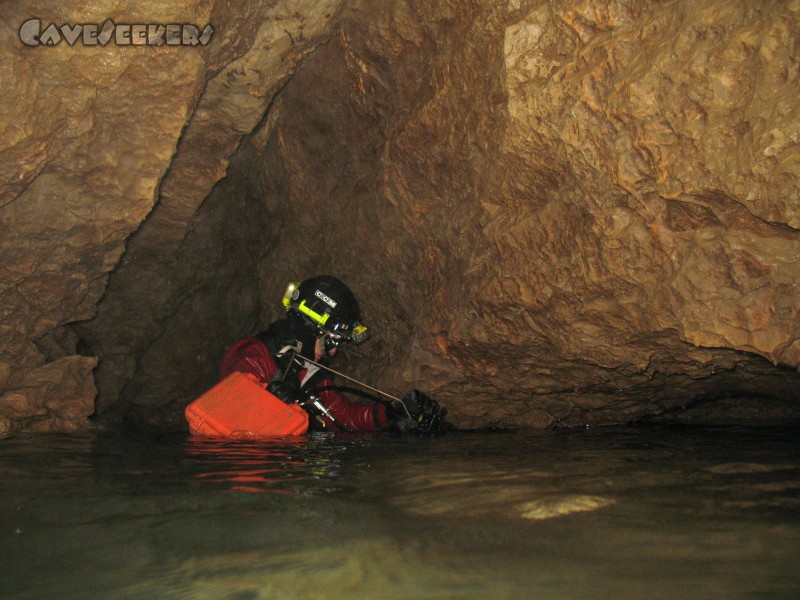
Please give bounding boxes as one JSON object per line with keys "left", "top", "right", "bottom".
{"left": 237, "top": 0, "right": 800, "bottom": 428}
{"left": 0, "top": 0, "right": 210, "bottom": 432}
{"left": 0, "top": 0, "right": 798, "bottom": 434}
{"left": 71, "top": 1, "right": 345, "bottom": 429}
{"left": 0, "top": 0, "right": 344, "bottom": 433}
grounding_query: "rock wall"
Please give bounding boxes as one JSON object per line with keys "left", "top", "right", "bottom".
{"left": 0, "top": 0, "right": 797, "bottom": 434}
{"left": 235, "top": 0, "right": 800, "bottom": 429}
{"left": 0, "top": 0, "right": 344, "bottom": 433}
{"left": 0, "top": 0, "right": 209, "bottom": 432}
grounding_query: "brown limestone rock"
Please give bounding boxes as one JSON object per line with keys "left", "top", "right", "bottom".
{"left": 1, "top": 0, "right": 798, "bottom": 432}
{"left": 70, "top": 1, "right": 344, "bottom": 426}
{"left": 0, "top": 1, "right": 211, "bottom": 431}
{"left": 0, "top": 355, "right": 97, "bottom": 435}
{"left": 236, "top": 0, "right": 799, "bottom": 429}
{"left": 0, "top": 0, "right": 343, "bottom": 431}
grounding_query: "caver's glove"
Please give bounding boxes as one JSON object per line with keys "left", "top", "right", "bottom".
{"left": 387, "top": 399, "right": 418, "bottom": 433}
{"left": 267, "top": 377, "right": 302, "bottom": 404}
{"left": 389, "top": 389, "right": 450, "bottom": 435}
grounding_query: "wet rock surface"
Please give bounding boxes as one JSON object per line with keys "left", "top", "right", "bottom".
{"left": 0, "top": 0, "right": 798, "bottom": 433}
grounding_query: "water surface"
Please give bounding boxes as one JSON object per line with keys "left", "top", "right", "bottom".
{"left": 1, "top": 425, "right": 798, "bottom": 599}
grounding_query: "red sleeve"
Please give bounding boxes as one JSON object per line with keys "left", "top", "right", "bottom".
{"left": 314, "top": 377, "right": 392, "bottom": 432}
{"left": 220, "top": 342, "right": 390, "bottom": 432}
{"left": 219, "top": 338, "right": 278, "bottom": 386}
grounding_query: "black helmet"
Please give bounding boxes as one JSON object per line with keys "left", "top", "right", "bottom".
{"left": 282, "top": 276, "right": 369, "bottom": 346}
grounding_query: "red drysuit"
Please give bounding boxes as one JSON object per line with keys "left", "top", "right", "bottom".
{"left": 219, "top": 338, "right": 391, "bottom": 432}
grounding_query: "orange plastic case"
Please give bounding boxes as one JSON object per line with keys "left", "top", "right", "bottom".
{"left": 185, "top": 372, "right": 309, "bottom": 438}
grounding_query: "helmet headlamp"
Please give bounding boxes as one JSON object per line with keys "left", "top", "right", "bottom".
{"left": 282, "top": 281, "right": 301, "bottom": 308}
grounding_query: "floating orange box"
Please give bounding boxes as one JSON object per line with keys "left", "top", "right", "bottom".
{"left": 185, "top": 372, "right": 309, "bottom": 438}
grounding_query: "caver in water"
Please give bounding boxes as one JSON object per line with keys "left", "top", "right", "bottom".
{"left": 219, "top": 275, "right": 450, "bottom": 434}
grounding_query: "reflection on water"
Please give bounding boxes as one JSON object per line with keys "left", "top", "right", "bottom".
{"left": 0, "top": 425, "right": 798, "bottom": 599}
{"left": 185, "top": 436, "right": 337, "bottom": 494}
{"left": 377, "top": 463, "right": 617, "bottom": 520}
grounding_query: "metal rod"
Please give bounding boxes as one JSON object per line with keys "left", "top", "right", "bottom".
{"left": 292, "top": 354, "right": 412, "bottom": 419}
{"left": 295, "top": 355, "right": 400, "bottom": 401}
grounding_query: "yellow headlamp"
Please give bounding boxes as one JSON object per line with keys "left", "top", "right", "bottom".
{"left": 282, "top": 281, "right": 301, "bottom": 308}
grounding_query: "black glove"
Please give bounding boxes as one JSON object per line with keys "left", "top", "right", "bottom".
{"left": 391, "top": 390, "right": 450, "bottom": 435}
{"left": 401, "top": 389, "right": 435, "bottom": 416}
{"left": 267, "top": 377, "right": 301, "bottom": 404}
{"left": 387, "top": 399, "right": 418, "bottom": 433}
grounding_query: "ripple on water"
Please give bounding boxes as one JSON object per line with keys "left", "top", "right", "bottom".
{"left": 388, "top": 467, "right": 615, "bottom": 521}
{"left": 517, "top": 494, "right": 615, "bottom": 520}
{"left": 704, "top": 462, "right": 797, "bottom": 475}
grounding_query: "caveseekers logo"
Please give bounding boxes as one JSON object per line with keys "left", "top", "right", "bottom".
{"left": 19, "top": 18, "right": 214, "bottom": 47}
